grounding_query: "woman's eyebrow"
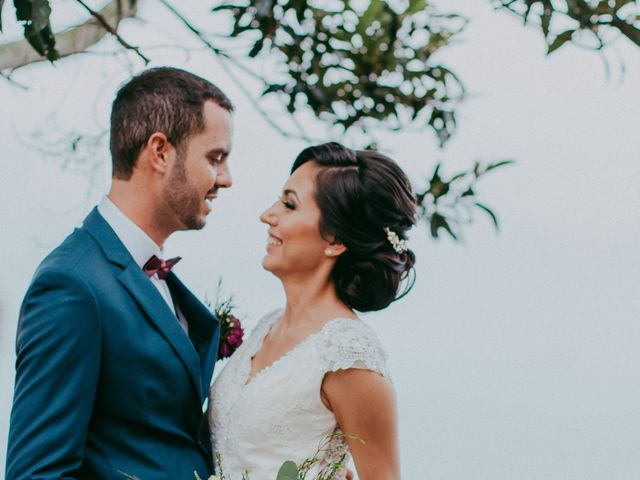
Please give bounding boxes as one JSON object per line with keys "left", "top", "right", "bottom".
{"left": 283, "top": 189, "right": 301, "bottom": 203}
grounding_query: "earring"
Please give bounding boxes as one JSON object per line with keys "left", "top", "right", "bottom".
{"left": 325, "top": 248, "right": 334, "bottom": 256}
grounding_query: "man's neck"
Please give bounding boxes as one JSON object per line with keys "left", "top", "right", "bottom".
{"left": 107, "top": 181, "right": 171, "bottom": 247}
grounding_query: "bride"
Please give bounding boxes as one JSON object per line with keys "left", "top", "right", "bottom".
{"left": 209, "top": 142, "right": 416, "bottom": 479}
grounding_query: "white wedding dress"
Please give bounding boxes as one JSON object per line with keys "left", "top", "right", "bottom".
{"left": 208, "top": 309, "right": 390, "bottom": 480}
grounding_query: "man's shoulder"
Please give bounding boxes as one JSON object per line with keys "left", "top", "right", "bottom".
{"left": 35, "top": 226, "right": 106, "bottom": 282}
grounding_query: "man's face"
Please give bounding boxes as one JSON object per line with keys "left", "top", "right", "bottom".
{"left": 163, "top": 101, "right": 233, "bottom": 230}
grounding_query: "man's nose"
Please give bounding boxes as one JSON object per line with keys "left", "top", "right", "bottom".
{"left": 215, "top": 164, "right": 232, "bottom": 188}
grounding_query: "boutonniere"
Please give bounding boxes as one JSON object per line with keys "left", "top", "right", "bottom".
{"left": 207, "top": 280, "right": 244, "bottom": 360}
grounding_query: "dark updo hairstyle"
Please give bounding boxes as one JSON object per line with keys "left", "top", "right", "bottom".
{"left": 292, "top": 142, "right": 417, "bottom": 312}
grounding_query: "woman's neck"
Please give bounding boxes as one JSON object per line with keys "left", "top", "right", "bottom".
{"left": 279, "top": 274, "right": 355, "bottom": 332}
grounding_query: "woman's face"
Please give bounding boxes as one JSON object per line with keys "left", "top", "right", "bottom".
{"left": 260, "top": 161, "right": 333, "bottom": 278}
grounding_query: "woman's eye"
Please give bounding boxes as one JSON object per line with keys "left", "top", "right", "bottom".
{"left": 281, "top": 200, "right": 295, "bottom": 210}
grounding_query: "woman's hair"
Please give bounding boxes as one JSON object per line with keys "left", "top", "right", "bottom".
{"left": 292, "top": 142, "right": 416, "bottom": 312}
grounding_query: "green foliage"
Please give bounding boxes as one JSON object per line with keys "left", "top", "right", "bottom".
{"left": 417, "top": 159, "right": 515, "bottom": 239}
{"left": 0, "top": 0, "right": 6, "bottom": 31}
{"left": 12, "top": 0, "right": 58, "bottom": 61}
{"left": 213, "top": 430, "right": 361, "bottom": 479}
{"left": 275, "top": 461, "right": 298, "bottom": 480}
{"left": 213, "top": 0, "right": 466, "bottom": 147}
{"left": 493, "top": 0, "right": 640, "bottom": 52}
{"left": 10, "top": 1, "right": 616, "bottom": 240}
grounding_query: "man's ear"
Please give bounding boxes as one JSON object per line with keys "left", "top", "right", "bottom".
{"left": 146, "top": 132, "right": 173, "bottom": 174}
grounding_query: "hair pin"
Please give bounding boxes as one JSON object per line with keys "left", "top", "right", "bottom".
{"left": 384, "top": 227, "right": 408, "bottom": 254}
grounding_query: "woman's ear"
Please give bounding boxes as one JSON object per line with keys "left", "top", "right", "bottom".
{"left": 324, "top": 240, "right": 347, "bottom": 258}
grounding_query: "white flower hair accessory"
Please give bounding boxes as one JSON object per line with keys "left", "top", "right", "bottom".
{"left": 384, "top": 227, "right": 408, "bottom": 254}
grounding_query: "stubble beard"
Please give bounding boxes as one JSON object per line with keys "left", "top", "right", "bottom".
{"left": 164, "top": 156, "right": 205, "bottom": 231}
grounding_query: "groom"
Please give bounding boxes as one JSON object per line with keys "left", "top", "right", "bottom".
{"left": 6, "top": 67, "right": 234, "bottom": 479}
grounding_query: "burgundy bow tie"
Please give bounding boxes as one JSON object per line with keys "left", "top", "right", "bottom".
{"left": 143, "top": 255, "right": 182, "bottom": 280}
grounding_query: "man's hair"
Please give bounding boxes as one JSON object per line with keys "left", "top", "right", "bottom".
{"left": 109, "top": 67, "right": 234, "bottom": 179}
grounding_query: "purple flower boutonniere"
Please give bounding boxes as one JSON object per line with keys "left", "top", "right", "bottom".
{"left": 218, "top": 313, "right": 244, "bottom": 359}
{"left": 208, "top": 280, "right": 244, "bottom": 360}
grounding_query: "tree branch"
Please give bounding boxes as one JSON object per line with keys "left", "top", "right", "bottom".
{"left": 611, "top": 16, "right": 640, "bottom": 48}
{"left": 157, "top": 0, "right": 312, "bottom": 141}
{"left": 0, "top": 0, "right": 137, "bottom": 71}
{"left": 74, "top": 0, "right": 149, "bottom": 64}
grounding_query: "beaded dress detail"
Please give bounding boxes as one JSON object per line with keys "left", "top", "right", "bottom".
{"left": 208, "top": 309, "right": 390, "bottom": 479}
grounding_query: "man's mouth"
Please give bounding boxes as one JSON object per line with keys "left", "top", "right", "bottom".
{"left": 205, "top": 192, "right": 217, "bottom": 208}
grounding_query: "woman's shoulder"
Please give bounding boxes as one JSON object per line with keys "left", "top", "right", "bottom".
{"left": 317, "top": 317, "right": 391, "bottom": 378}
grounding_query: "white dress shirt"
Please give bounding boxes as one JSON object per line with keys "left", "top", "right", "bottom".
{"left": 97, "top": 197, "right": 189, "bottom": 334}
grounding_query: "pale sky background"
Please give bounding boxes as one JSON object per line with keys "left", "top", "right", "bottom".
{"left": 1, "top": 1, "right": 639, "bottom": 479}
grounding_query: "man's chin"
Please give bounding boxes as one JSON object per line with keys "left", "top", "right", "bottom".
{"left": 180, "top": 215, "right": 207, "bottom": 231}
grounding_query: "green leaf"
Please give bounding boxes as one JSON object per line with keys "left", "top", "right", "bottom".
{"left": 211, "top": 4, "right": 238, "bottom": 13}
{"left": 0, "top": 0, "right": 6, "bottom": 32}
{"left": 540, "top": 8, "right": 552, "bottom": 38}
{"left": 13, "top": 0, "right": 58, "bottom": 60}
{"left": 408, "top": 0, "right": 427, "bottom": 15}
{"left": 262, "top": 84, "right": 286, "bottom": 96}
{"left": 449, "top": 172, "right": 466, "bottom": 183}
{"left": 22, "top": 21, "right": 57, "bottom": 60}
{"left": 473, "top": 161, "right": 481, "bottom": 177}
{"left": 523, "top": 0, "right": 534, "bottom": 22}
{"left": 614, "top": 0, "right": 636, "bottom": 8}
{"left": 30, "top": 0, "right": 52, "bottom": 32}
{"left": 431, "top": 163, "right": 442, "bottom": 181}
{"left": 475, "top": 202, "right": 499, "bottom": 230}
{"left": 359, "top": 0, "right": 385, "bottom": 32}
{"left": 276, "top": 460, "right": 299, "bottom": 480}
{"left": 547, "top": 29, "right": 575, "bottom": 54}
{"left": 430, "top": 212, "right": 457, "bottom": 240}
{"left": 427, "top": 163, "right": 452, "bottom": 200}
{"left": 483, "top": 159, "right": 515, "bottom": 173}
{"left": 248, "top": 38, "right": 265, "bottom": 57}
{"left": 23, "top": 23, "right": 47, "bottom": 56}
{"left": 14, "top": 0, "right": 30, "bottom": 22}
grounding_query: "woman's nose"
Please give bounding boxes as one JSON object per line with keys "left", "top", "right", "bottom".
{"left": 260, "top": 202, "right": 278, "bottom": 225}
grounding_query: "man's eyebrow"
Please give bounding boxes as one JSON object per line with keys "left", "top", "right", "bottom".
{"left": 283, "top": 189, "right": 300, "bottom": 202}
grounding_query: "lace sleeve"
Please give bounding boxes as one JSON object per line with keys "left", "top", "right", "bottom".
{"left": 319, "top": 319, "right": 391, "bottom": 379}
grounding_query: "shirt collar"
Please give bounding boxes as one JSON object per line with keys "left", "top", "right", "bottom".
{"left": 97, "top": 196, "right": 163, "bottom": 269}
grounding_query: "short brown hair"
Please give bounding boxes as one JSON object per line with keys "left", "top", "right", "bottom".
{"left": 110, "top": 67, "right": 234, "bottom": 179}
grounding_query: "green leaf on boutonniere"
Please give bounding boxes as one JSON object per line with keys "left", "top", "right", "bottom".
{"left": 276, "top": 460, "right": 299, "bottom": 480}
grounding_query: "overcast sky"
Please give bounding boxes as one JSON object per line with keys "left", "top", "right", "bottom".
{"left": 1, "top": 1, "right": 639, "bottom": 478}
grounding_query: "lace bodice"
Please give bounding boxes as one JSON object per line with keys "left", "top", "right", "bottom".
{"left": 208, "top": 309, "right": 390, "bottom": 480}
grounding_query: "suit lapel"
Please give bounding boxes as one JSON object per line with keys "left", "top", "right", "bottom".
{"left": 118, "top": 264, "right": 203, "bottom": 399}
{"left": 81, "top": 207, "right": 204, "bottom": 399}
{"left": 167, "top": 273, "right": 220, "bottom": 401}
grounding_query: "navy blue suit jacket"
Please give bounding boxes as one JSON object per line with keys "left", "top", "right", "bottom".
{"left": 6, "top": 208, "right": 220, "bottom": 480}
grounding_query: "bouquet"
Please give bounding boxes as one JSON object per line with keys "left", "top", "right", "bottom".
{"left": 200, "top": 431, "right": 362, "bottom": 480}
